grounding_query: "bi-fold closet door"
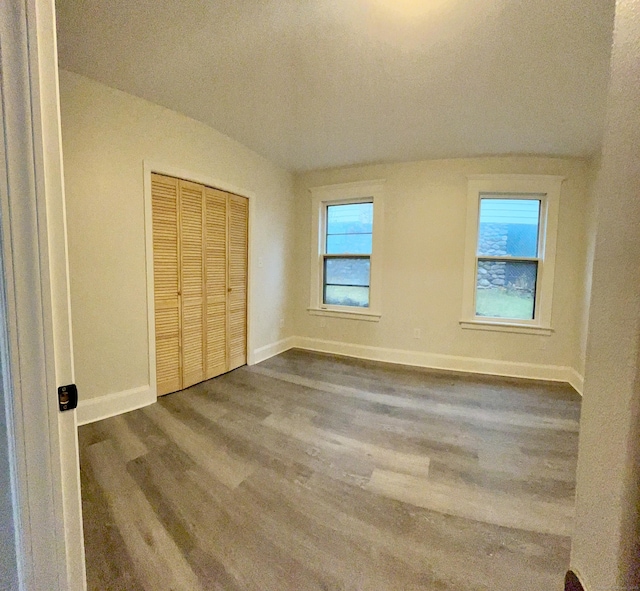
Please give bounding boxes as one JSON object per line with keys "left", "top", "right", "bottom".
{"left": 152, "top": 173, "right": 248, "bottom": 396}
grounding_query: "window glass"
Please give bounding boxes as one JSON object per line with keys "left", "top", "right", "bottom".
{"left": 325, "top": 257, "right": 370, "bottom": 286}
{"left": 476, "top": 260, "right": 538, "bottom": 320}
{"left": 326, "top": 203, "right": 373, "bottom": 255}
{"left": 323, "top": 257, "right": 370, "bottom": 308}
{"left": 323, "top": 202, "right": 373, "bottom": 308}
{"left": 326, "top": 234, "right": 372, "bottom": 254}
{"left": 475, "top": 197, "right": 541, "bottom": 320}
{"left": 478, "top": 198, "right": 541, "bottom": 258}
{"left": 324, "top": 285, "right": 369, "bottom": 308}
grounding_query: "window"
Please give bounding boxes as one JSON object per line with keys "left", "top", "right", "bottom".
{"left": 324, "top": 202, "right": 373, "bottom": 307}
{"left": 475, "top": 198, "right": 541, "bottom": 320}
{"left": 309, "top": 181, "right": 384, "bottom": 321}
{"left": 461, "top": 175, "right": 563, "bottom": 335}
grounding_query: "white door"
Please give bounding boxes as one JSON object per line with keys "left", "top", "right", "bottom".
{"left": 0, "top": 0, "right": 86, "bottom": 589}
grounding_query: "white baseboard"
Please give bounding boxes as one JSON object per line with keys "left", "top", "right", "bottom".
{"left": 252, "top": 336, "right": 297, "bottom": 365}
{"left": 293, "top": 336, "right": 581, "bottom": 388}
{"left": 567, "top": 368, "right": 584, "bottom": 396}
{"left": 78, "top": 337, "right": 582, "bottom": 425}
{"left": 77, "top": 336, "right": 297, "bottom": 426}
{"left": 77, "top": 385, "right": 156, "bottom": 426}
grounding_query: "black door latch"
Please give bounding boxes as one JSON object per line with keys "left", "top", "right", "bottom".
{"left": 58, "top": 384, "right": 78, "bottom": 412}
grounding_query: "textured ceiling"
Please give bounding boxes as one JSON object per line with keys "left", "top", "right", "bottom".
{"left": 56, "top": 0, "right": 615, "bottom": 171}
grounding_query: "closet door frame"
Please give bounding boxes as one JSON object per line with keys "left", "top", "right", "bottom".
{"left": 143, "top": 161, "right": 255, "bottom": 398}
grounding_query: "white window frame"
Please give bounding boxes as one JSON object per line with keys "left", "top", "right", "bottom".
{"left": 308, "top": 180, "right": 385, "bottom": 321}
{"left": 460, "top": 175, "right": 564, "bottom": 336}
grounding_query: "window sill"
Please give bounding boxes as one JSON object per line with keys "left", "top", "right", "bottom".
{"left": 308, "top": 307, "right": 381, "bottom": 322}
{"left": 459, "top": 320, "right": 553, "bottom": 336}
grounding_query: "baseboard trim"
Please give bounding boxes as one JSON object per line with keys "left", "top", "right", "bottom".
{"left": 77, "top": 338, "right": 582, "bottom": 425}
{"left": 252, "top": 336, "right": 297, "bottom": 365}
{"left": 293, "top": 336, "right": 580, "bottom": 387}
{"left": 567, "top": 369, "right": 584, "bottom": 396}
{"left": 77, "top": 385, "right": 156, "bottom": 426}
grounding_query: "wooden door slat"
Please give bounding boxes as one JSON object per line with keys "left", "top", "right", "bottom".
{"left": 205, "top": 188, "right": 228, "bottom": 379}
{"left": 228, "top": 194, "right": 248, "bottom": 371}
{"left": 180, "top": 180, "right": 205, "bottom": 389}
{"left": 152, "top": 174, "right": 182, "bottom": 395}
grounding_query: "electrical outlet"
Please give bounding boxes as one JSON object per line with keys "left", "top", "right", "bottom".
{"left": 320, "top": 318, "right": 327, "bottom": 328}
{"left": 279, "top": 317, "right": 285, "bottom": 328}
{"left": 413, "top": 328, "right": 421, "bottom": 339}
{"left": 258, "top": 256, "right": 264, "bottom": 268}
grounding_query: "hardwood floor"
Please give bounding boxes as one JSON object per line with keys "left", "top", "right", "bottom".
{"left": 79, "top": 349, "right": 581, "bottom": 591}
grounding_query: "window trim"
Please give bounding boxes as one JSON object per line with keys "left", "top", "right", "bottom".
{"left": 309, "top": 180, "right": 385, "bottom": 321}
{"left": 460, "top": 175, "right": 564, "bottom": 335}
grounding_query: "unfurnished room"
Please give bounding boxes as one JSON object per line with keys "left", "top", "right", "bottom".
{"left": 1, "top": 1, "right": 639, "bottom": 591}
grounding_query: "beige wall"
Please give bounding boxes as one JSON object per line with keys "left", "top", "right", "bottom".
{"left": 574, "top": 157, "right": 600, "bottom": 377}
{"left": 60, "top": 70, "right": 593, "bottom": 403}
{"left": 571, "top": 0, "right": 640, "bottom": 587}
{"left": 293, "top": 157, "right": 589, "bottom": 379}
{"left": 0, "top": 381, "right": 17, "bottom": 591}
{"left": 60, "top": 70, "right": 296, "bottom": 402}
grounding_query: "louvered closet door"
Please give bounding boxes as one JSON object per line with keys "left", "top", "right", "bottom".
{"left": 179, "top": 180, "right": 206, "bottom": 389}
{"left": 228, "top": 194, "right": 248, "bottom": 371}
{"left": 151, "top": 174, "right": 182, "bottom": 396}
{"left": 205, "top": 188, "right": 228, "bottom": 379}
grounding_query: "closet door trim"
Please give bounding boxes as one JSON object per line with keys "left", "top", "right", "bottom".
{"left": 144, "top": 161, "right": 255, "bottom": 398}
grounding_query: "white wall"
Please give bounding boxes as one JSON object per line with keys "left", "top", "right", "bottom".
{"left": 570, "top": 0, "right": 640, "bottom": 587}
{"left": 59, "top": 70, "right": 296, "bottom": 404}
{"left": 293, "top": 157, "right": 589, "bottom": 385}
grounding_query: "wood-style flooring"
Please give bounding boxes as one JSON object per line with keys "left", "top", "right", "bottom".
{"left": 79, "top": 349, "right": 581, "bottom": 591}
